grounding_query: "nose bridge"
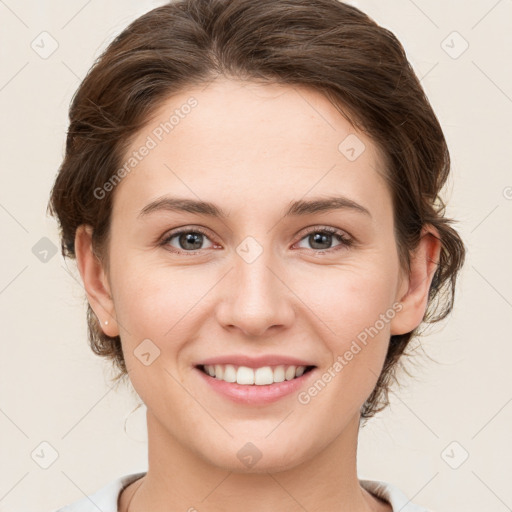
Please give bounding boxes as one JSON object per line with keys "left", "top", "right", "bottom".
{"left": 217, "top": 238, "right": 294, "bottom": 336}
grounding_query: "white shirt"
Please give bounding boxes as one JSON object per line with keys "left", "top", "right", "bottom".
{"left": 54, "top": 472, "right": 435, "bottom": 512}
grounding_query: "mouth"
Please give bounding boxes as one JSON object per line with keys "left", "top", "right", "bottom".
{"left": 196, "top": 363, "right": 316, "bottom": 386}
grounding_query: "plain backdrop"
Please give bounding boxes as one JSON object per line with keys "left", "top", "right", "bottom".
{"left": 0, "top": 1, "right": 511, "bottom": 511}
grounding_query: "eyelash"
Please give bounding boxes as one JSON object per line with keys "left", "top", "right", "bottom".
{"left": 159, "top": 226, "right": 354, "bottom": 256}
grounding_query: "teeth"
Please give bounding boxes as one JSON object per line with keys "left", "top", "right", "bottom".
{"left": 273, "top": 365, "right": 285, "bottom": 383}
{"left": 295, "top": 366, "right": 306, "bottom": 377}
{"left": 223, "top": 364, "right": 237, "bottom": 382}
{"left": 254, "top": 367, "right": 273, "bottom": 385}
{"left": 237, "top": 366, "right": 254, "bottom": 385}
{"left": 202, "top": 364, "right": 310, "bottom": 385}
{"left": 285, "top": 366, "right": 296, "bottom": 381}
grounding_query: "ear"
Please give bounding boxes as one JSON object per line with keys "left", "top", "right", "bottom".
{"left": 74, "top": 225, "right": 119, "bottom": 337}
{"left": 390, "top": 225, "right": 442, "bottom": 335}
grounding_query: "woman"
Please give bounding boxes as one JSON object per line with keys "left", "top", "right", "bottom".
{"left": 48, "top": 0, "right": 465, "bottom": 510}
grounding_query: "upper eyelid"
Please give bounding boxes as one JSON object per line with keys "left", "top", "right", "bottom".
{"left": 161, "top": 226, "right": 214, "bottom": 242}
{"left": 160, "top": 225, "right": 353, "bottom": 248}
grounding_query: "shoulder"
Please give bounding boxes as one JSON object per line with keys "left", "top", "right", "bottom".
{"left": 359, "top": 478, "right": 437, "bottom": 512}
{"left": 53, "top": 472, "right": 146, "bottom": 512}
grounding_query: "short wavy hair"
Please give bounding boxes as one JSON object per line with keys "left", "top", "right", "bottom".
{"left": 47, "top": 0, "right": 466, "bottom": 422}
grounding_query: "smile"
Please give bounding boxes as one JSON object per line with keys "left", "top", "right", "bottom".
{"left": 199, "top": 364, "right": 315, "bottom": 385}
{"left": 195, "top": 363, "right": 317, "bottom": 405}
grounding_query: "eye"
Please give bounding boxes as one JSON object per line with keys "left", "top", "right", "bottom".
{"left": 160, "top": 227, "right": 217, "bottom": 254}
{"left": 294, "top": 226, "right": 354, "bottom": 253}
{"left": 159, "top": 226, "right": 354, "bottom": 255}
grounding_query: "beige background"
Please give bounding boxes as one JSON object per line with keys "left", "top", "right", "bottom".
{"left": 1, "top": 0, "right": 511, "bottom": 511}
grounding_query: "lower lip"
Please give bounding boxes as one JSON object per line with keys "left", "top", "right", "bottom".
{"left": 195, "top": 367, "right": 316, "bottom": 405}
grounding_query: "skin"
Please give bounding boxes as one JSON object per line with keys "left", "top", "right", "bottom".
{"left": 75, "top": 78, "right": 441, "bottom": 512}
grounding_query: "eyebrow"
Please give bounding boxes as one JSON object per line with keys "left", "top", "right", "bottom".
{"left": 138, "top": 195, "right": 372, "bottom": 219}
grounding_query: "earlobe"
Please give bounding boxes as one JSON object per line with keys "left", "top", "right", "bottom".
{"left": 390, "top": 226, "right": 442, "bottom": 336}
{"left": 74, "top": 225, "right": 119, "bottom": 337}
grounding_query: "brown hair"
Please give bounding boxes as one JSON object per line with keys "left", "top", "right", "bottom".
{"left": 47, "top": 0, "right": 466, "bottom": 421}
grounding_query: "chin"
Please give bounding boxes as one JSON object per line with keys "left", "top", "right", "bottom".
{"left": 194, "top": 434, "right": 314, "bottom": 475}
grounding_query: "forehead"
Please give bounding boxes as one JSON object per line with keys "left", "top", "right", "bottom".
{"left": 112, "top": 78, "right": 391, "bottom": 222}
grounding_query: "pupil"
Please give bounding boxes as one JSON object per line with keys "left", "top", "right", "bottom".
{"left": 310, "top": 233, "right": 331, "bottom": 250}
{"left": 181, "top": 232, "right": 203, "bottom": 250}
{"left": 177, "top": 232, "right": 332, "bottom": 251}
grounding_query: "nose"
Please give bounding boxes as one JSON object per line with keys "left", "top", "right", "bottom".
{"left": 215, "top": 250, "right": 296, "bottom": 338}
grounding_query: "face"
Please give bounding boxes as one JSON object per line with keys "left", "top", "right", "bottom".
{"left": 91, "top": 78, "right": 411, "bottom": 472}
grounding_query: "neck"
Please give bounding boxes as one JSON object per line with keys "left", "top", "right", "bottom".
{"left": 122, "top": 410, "right": 386, "bottom": 512}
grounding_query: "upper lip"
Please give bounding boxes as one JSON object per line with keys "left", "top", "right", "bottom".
{"left": 196, "top": 354, "right": 316, "bottom": 369}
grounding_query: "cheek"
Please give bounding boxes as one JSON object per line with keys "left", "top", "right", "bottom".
{"left": 307, "top": 266, "right": 397, "bottom": 401}
{"left": 112, "top": 261, "right": 206, "bottom": 337}
{"left": 111, "top": 266, "right": 198, "bottom": 402}
{"left": 111, "top": 262, "right": 222, "bottom": 395}
{"left": 306, "top": 262, "right": 398, "bottom": 339}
